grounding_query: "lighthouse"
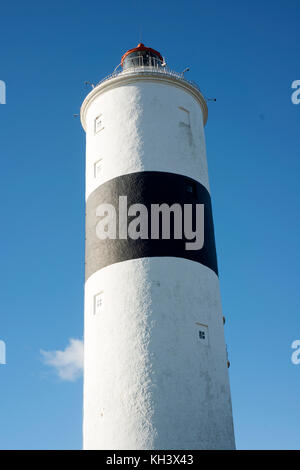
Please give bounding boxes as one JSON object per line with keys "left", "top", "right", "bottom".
{"left": 80, "top": 43, "right": 235, "bottom": 450}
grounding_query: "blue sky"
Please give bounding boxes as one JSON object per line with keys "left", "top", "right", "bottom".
{"left": 0, "top": 0, "right": 300, "bottom": 450}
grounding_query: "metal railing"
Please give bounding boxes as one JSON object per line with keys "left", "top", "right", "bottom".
{"left": 95, "top": 66, "right": 204, "bottom": 97}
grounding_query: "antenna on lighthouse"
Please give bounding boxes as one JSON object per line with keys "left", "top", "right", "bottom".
{"left": 84, "top": 81, "right": 95, "bottom": 89}
{"left": 113, "top": 63, "right": 122, "bottom": 73}
{"left": 181, "top": 67, "right": 190, "bottom": 76}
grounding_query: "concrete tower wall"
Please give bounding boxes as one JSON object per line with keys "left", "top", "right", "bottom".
{"left": 82, "top": 74, "right": 235, "bottom": 450}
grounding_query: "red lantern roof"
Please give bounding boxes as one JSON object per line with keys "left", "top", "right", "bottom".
{"left": 121, "top": 43, "right": 163, "bottom": 67}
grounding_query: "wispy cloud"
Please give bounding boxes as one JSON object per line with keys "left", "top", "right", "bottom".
{"left": 41, "top": 338, "right": 83, "bottom": 381}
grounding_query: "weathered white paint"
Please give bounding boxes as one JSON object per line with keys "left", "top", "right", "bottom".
{"left": 81, "top": 69, "right": 235, "bottom": 450}
{"left": 82, "top": 77, "right": 210, "bottom": 201}
{"left": 84, "top": 258, "right": 235, "bottom": 450}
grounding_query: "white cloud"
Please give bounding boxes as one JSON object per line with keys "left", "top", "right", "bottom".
{"left": 41, "top": 338, "right": 83, "bottom": 381}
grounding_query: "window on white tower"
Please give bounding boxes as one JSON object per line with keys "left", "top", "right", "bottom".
{"left": 195, "top": 322, "right": 209, "bottom": 346}
{"left": 94, "top": 159, "right": 102, "bottom": 178}
{"left": 178, "top": 106, "right": 190, "bottom": 127}
{"left": 94, "top": 292, "right": 104, "bottom": 315}
{"left": 94, "top": 114, "right": 104, "bottom": 134}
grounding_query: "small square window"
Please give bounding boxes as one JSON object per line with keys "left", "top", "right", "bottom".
{"left": 186, "top": 182, "right": 197, "bottom": 197}
{"left": 94, "top": 292, "right": 104, "bottom": 315}
{"left": 94, "top": 115, "right": 104, "bottom": 134}
{"left": 94, "top": 159, "right": 102, "bottom": 178}
{"left": 199, "top": 330, "right": 206, "bottom": 340}
{"left": 196, "top": 323, "right": 209, "bottom": 346}
{"left": 178, "top": 106, "right": 190, "bottom": 126}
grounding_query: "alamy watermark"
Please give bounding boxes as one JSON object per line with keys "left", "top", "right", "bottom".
{"left": 0, "top": 80, "right": 6, "bottom": 104}
{"left": 95, "top": 196, "right": 204, "bottom": 251}
{"left": 0, "top": 340, "right": 6, "bottom": 364}
{"left": 291, "top": 80, "right": 300, "bottom": 105}
{"left": 291, "top": 340, "right": 300, "bottom": 365}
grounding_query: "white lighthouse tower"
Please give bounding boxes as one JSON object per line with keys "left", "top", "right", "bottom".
{"left": 81, "top": 43, "right": 235, "bottom": 450}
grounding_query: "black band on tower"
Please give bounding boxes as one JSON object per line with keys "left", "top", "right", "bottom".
{"left": 85, "top": 171, "right": 218, "bottom": 279}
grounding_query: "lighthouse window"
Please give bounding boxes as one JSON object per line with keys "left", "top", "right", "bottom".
{"left": 178, "top": 106, "right": 190, "bottom": 127}
{"left": 94, "top": 115, "right": 104, "bottom": 134}
{"left": 94, "top": 292, "right": 104, "bottom": 315}
{"left": 94, "top": 159, "right": 102, "bottom": 178}
{"left": 186, "top": 181, "right": 197, "bottom": 197}
{"left": 196, "top": 323, "right": 208, "bottom": 346}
